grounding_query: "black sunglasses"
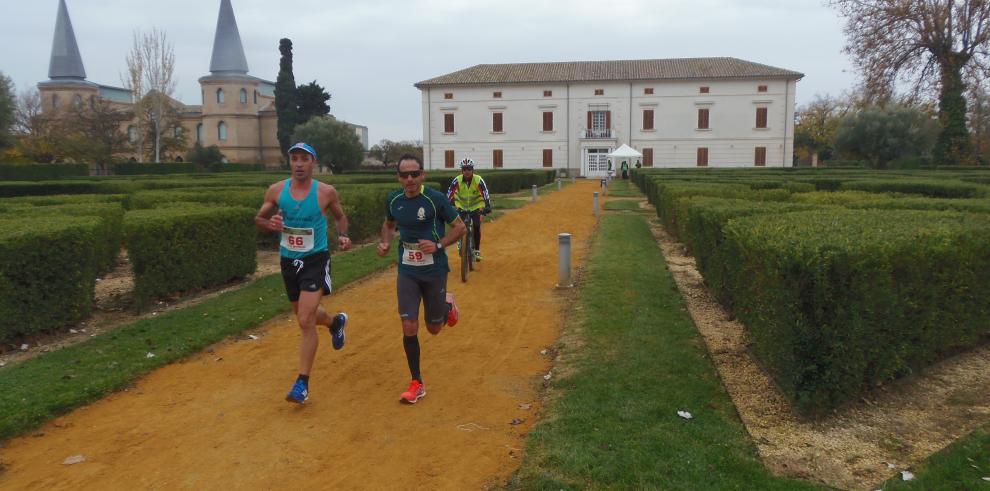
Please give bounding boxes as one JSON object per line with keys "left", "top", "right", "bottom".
{"left": 397, "top": 170, "right": 423, "bottom": 178}
{"left": 461, "top": 166, "right": 474, "bottom": 171}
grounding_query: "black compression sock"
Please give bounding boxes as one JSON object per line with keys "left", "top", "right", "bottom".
{"left": 403, "top": 335, "right": 422, "bottom": 382}
{"left": 297, "top": 374, "right": 310, "bottom": 385}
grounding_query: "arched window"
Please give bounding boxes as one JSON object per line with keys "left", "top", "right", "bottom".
{"left": 174, "top": 126, "right": 183, "bottom": 138}
{"left": 72, "top": 94, "right": 82, "bottom": 108}
{"left": 239, "top": 88, "right": 247, "bottom": 104}
{"left": 218, "top": 121, "right": 227, "bottom": 141}
{"left": 127, "top": 125, "right": 137, "bottom": 143}
{"left": 217, "top": 88, "right": 225, "bottom": 104}
{"left": 52, "top": 93, "right": 60, "bottom": 109}
{"left": 196, "top": 123, "right": 203, "bottom": 143}
{"left": 253, "top": 90, "right": 257, "bottom": 104}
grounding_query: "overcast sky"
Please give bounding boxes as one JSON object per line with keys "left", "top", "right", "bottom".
{"left": 1, "top": 0, "right": 857, "bottom": 144}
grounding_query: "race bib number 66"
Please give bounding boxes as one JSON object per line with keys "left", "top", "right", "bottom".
{"left": 281, "top": 226, "right": 315, "bottom": 252}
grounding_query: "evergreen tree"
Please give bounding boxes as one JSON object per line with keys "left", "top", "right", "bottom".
{"left": 274, "top": 38, "right": 299, "bottom": 164}
{"left": 297, "top": 80, "right": 331, "bottom": 124}
{"left": 0, "top": 72, "right": 15, "bottom": 150}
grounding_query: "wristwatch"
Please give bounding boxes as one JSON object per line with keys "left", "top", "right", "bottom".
{"left": 436, "top": 241, "right": 443, "bottom": 250}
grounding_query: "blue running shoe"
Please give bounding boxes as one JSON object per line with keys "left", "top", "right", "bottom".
{"left": 330, "top": 312, "right": 347, "bottom": 350}
{"left": 285, "top": 379, "right": 309, "bottom": 404}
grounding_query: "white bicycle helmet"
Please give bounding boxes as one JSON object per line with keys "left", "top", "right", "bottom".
{"left": 459, "top": 158, "right": 476, "bottom": 169}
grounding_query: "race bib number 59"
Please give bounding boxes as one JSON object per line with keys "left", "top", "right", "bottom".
{"left": 401, "top": 242, "right": 435, "bottom": 267}
{"left": 281, "top": 226, "right": 315, "bottom": 252}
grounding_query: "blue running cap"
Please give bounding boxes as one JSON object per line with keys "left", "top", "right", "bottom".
{"left": 288, "top": 142, "right": 317, "bottom": 159}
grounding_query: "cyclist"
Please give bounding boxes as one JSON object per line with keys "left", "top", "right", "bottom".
{"left": 446, "top": 158, "right": 492, "bottom": 262}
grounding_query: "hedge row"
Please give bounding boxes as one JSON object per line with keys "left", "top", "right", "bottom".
{"left": 721, "top": 209, "right": 990, "bottom": 414}
{"left": 0, "top": 164, "right": 89, "bottom": 180}
{"left": 112, "top": 162, "right": 269, "bottom": 175}
{"left": 6, "top": 203, "right": 125, "bottom": 274}
{"left": 839, "top": 179, "right": 988, "bottom": 198}
{"left": 124, "top": 206, "right": 257, "bottom": 309}
{"left": 0, "top": 217, "right": 101, "bottom": 342}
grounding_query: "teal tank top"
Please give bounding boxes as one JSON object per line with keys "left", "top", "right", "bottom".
{"left": 278, "top": 179, "right": 328, "bottom": 258}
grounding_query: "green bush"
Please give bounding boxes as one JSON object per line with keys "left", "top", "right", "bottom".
{"left": 127, "top": 188, "right": 265, "bottom": 210}
{"left": 840, "top": 179, "right": 987, "bottom": 198}
{"left": 113, "top": 162, "right": 197, "bottom": 175}
{"left": 124, "top": 206, "right": 257, "bottom": 309}
{"left": 789, "top": 190, "right": 894, "bottom": 206}
{"left": 846, "top": 197, "right": 990, "bottom": 213}
{"left": 1, "top": 193, "right": 128, "bottom": 207}
{"left": 678, "top": 198, "right": 817, "bottom": 305}
{"left": 0, "top": 217, "right": 101, "bottom": 342}
{"left": 6, "top": 203, "right": 124, "bottom": 274}
{"left": 721, "top": 209, "right": 990, "bottom": 415}
{"left": 0, "top": 180, "right": 138, "bottom": 198}
{"left": 0, "top": 164, "right": 89, "bottom": 180}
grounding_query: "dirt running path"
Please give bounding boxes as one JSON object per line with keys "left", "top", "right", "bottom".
{"left": 0, "top": 180, "right": 599, "bottom": 490}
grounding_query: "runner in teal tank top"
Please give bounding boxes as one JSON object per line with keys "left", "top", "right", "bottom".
{"left": 277, "top": 178, "right": 328, "bottom": 259}
{"left": 255, "top": 142, "right": 353, "bottom": 404}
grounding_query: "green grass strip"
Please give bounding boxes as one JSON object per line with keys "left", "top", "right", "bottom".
{"left": 602, "top": 199, "right": 642, "bottom": 211}
{"left": 0, "top": 243, "right": 394, "bottom": 441}
{"left": 882, "top": 425, "right": 990, "bottom": 490}
{"left": 510, "top": 214, "right": 822, "bottom": 490}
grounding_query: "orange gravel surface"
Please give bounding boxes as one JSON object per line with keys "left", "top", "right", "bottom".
{"left": 0, "top": 180, "right": 599, "bottom": 490}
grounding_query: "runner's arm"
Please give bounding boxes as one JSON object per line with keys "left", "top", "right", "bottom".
{"left": 324, "top": 185, "right": 351, "bottom": 250}
{"left": 377, "top": 219, "right": 396, "bottom": 256}
{"left": 255, "top": 184, "right": 283, "bottom": 232}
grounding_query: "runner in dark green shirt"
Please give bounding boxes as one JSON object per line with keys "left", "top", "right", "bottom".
{"left": 377, "top": 154, "right": 466, "bottom": 404}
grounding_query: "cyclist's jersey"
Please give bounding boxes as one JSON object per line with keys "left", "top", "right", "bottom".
{"left": 386, "top": 186, "right": 459, "bottom": 277}
{"left": 446, "top": 174, "right": 491, "bottom": 212}
{"left": 278, "top": 179, "right": 328, "bottom": 259}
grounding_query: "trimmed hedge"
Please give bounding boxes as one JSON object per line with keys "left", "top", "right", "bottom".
{"left": 127, "top": 187, "right": 265, "bottom": 210}
{"left": 113, "top": 162, "right": 197, "bottom": 175}
{"left": 0, "top": 217, "right": 101, "bottom": 342}
{"left": 124, "top": 206, "right": 257, "bottom": 309}
{"left": 721, "top": 209, "right": 990, "bottom": 415}
{"left": 0, "top": 180, "right": 138, "bottom": 198}
{"left": 1, "top": 193, "right": 128, "bottom": 207}
{"left": 840, "top": 179, "right": 988, "bottom": 198}
{"left": 6, "top": 203, "right": 125, "bottom": 274}
{"left": 0, "top": 164, "right": 89, "bottom": 180}
{"left": 846, "top": 197, "right": 990, "bottom": 214}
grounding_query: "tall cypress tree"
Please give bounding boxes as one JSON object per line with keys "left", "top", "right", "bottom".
{"left": 274, "top": 38, "right": 299, "bottom": 163}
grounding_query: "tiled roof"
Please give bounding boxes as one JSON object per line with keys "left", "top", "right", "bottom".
{"left": 415, "top": 57, "right": 803, "bottom": 87}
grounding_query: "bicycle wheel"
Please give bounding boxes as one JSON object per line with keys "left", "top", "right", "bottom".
{"left": 467, "top": 224, "right": 476, "bottom": 272}
{"left": 460, "top": 228, "right": 469, "bottom": 283}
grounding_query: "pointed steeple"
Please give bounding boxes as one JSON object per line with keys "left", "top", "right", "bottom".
{"left": 209, "top": 0, "right": 249, "bottom": 75}
{"left": 48, "top": 0, "right": 86, "bottom": 80}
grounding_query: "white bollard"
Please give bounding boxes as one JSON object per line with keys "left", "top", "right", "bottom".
{"left": 593, "top": 192, "right": 599, "bottom": 216}
{"left": 532, "top": 184, "right": 538, "bottom": 202}
{"left": 557, "top": 233, "right": 573, "bottom": 288}
{"left": 571, "top": 176, "right": 576, "bottom": 184}
{"left": 556, "top": 178, "right": 561, "bottom": 191}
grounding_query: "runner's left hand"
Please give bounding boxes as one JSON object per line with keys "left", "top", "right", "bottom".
{"left": 418, "top": 239, "right": 438, "bottom": 254}
{"left": 338, "top": 236, "right": 352, "bottom": 251}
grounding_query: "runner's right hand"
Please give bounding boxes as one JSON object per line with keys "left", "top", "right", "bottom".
{"left": 268, "top": 212, "right": 284, "bottom": 232}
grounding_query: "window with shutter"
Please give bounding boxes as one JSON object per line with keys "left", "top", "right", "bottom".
{"left": 543, "top": 112, "right": 553, "bottom": 132}
{"left": 643, "top": 109, "right": 654, "bottom": 130}
{"left": 543, "top": 149, "right": 552, "bottom": 167}
{"left": 493, "top": 112, "right": 503, "bottom": 132}
{"left": 697, "top": 148, "right": 708, "bottom": 167}
{"left": 543, "top": 90, "right": 552, "bottom": 97}
{"left": 758, "top": 85, "right": 768, "bottom": 92}
{"left": 594, "top": 89, "right": 604, "bottom": 95}
{"left": 644, "top": 88, "right": 654, "bottom": 95}
{"left": 445, "top": 150, "right": 455, "bottom": 168}
{"left": 444, "top": 93, "right": 453, "bottom": 99}
{"left": 493, "top": 91, "right": 502, "bottom": 98}
{"left": 698, "top": 108, "right": 709, "bottom": 129}
{"left": 756, "top": 107, "right": 768, "bottom": 128}
{"left": 444, "top": 113, "right": 454, "bottom": 133}
{"left": 643, "top": 148, "right": 653, "bottom": 167}
{"left": 493, "top": 149, "right": 503, "bottom": 168}
{"left": 755, "top": 147, "right": 767, "bottom": 166}
{"left": 699, "top": 86, "right": 709, "bottom": 94}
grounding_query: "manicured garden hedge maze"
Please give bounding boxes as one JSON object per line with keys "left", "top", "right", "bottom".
{"left": 633, "top": 168, "right": 990, "bottom": 415}
{"left": 0, "top": 169, "right": 556, "bottom": 343}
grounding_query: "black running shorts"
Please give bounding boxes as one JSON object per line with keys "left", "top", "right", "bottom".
{"left": 397, "top": 272, "right": 448, "bottom": 325}
{"left": 280, "top": 251, "right": 331, "bottom": 302}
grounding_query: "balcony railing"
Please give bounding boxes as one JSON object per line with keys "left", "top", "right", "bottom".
{"left": 581, "top": 129, "right": 613, "bottom": 139}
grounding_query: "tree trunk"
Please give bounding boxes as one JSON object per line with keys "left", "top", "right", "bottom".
{"left": 935, "top": 57, "right": 973, "bottom": 166}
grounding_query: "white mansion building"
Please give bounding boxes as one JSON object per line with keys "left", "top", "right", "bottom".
{"left": 416, "top": 58, "right": 803, "bottom": 176}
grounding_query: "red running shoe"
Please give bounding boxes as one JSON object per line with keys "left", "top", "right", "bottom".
{"left": 446, "top": 293, "right": 459, "bottom": 327}
{"left": 400, "top": 379, "right": 426, "bottom": 404}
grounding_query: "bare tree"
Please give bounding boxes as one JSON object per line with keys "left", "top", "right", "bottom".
{"left": 13, "top": 89, "right": 42, "bottom": 135}
{"left": 831, "top": 0, "right": 990, "bottom": 165}
{"left": 122, "top": 28, "right": 176, "bottom": 163}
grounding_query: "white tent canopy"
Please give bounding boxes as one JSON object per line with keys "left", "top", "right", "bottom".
{"left": 607, "top": 144, "right": 642, "bottom": 159}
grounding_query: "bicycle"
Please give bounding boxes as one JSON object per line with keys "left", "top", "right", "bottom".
{"left": 457, "top": 209, "right": 484, "bottom": 283}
